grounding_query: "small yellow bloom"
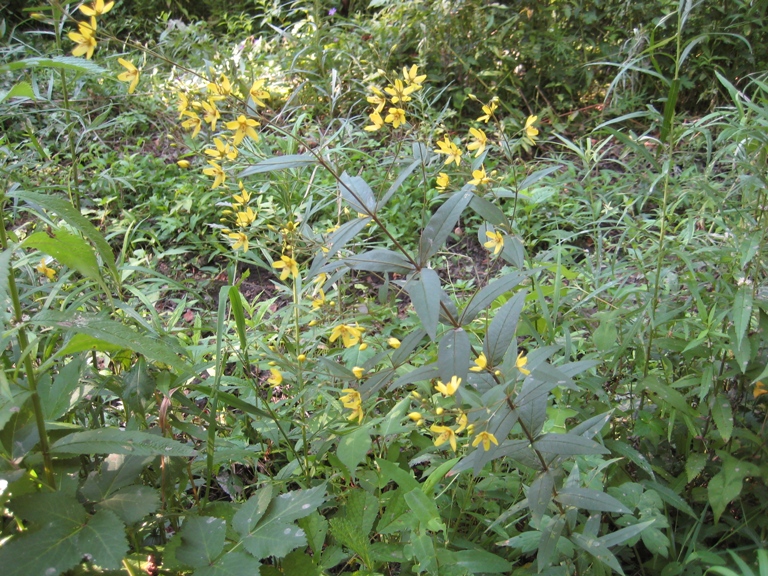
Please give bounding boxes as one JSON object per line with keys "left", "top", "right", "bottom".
{"left": 312, "top": 289, "right": 326, "bottom": 309}
{"left": 516, "top": 351, "right": 531, "bottom": 375}
{"left": 340, "top": 388, "right": 362, "bottom": 408}
{"left": 477, "top": 98, "right": 499, "bottom": 123}
{"left": 177, "top": 92, "right": 190, "bottom": 119}
{"left": 267, "top": 368, "right": 283, "bottom": 386}
{"left": 308, "top": 319, "right": 318, "bottom": 327}
{"left": 203, "top": 160, "right": 226, "bottom": 189}
{"left": 435, "top": 172, "right": 450, "bottom": 191}
{"left": 181, "top": 111, "right": 203, "bottom": 138}
{"left": 434, "top": 375, "right": 461, "bottom": 397}
{"left": 484, "top": 230, "right": 504, "bottom": 255}
{"left": 408, "top": 412, "right": 422, "bottom": 422}
{"left": 352, "top": 366, "right": 365, "bottom": 379}
{"left": 435, "top": 407, "right": 444, "bottom": 416}
{"left": 359, "top": 343, "right": 368, "bottom": 351}
{"left": 402, "top": 64, "right": 426, "bottom": 88}
{"left": 249, "top": 79, "right": 271, "bottom": 107}
{"left": 384, "top": 78, "right": 416, "bottom": 104}
{"left": 79, "top": 0, "right": 114, "bottom": 17}
{"left": 753, "top": 381, "right": 767, "bottom": 399}
{"left": 384, "top": 107, "right": 406, "bottom": 128}
{"left": 524, "top": 115, "right": 539, "bottom": 144}
{"left": 226, "top": 114, "right": 259, "bottom": 145}
{"left": 472, "top": 431, "right": 499, "bottom": 451}
{"left": 469, "top": 165, "right": 492, "bottom": 186}
{"left": 117, "top": 58, "right": 140, "bottom": 94}
{"left": 455, "top": 412, "right": 468, "bottom": 434}
{"left": 201, "top": 98, "right": 221, "bottom": 130}
{"left": 367, "top": 86, "right": 387, "bottom": 112}
{"left": 272, "top": 255, "right": 299, "bottom": 281}
{"left": 36, "top": 258, "right": 56, "bottom": 280}
{"left": 69, "top": 21, "right": 97, "bottom": 60}
{"left": 387, "top": 337, "right": 401, "bottom": 349}
{"left": 467, "top": 127, "right": 488, "bottom": 157}
{"left": 411, "top": 391, "right": 421, "bottom": 399}
{"left": 470, "top": 353, "right": 487, "bottom": 372}
{"left": 435, "top": 136, "right": 463, "bottom": 167}
{"left": 430, "top": 424, "right": 457, "bottom": 451}
{"left": 330, "top": 324, "right": 363, "bottom": 348}
{"left": 205, "top": 137, "right": 238, "bottom": 161}
{"left": 207, "top": 75, "right": 232, "bottom": 98}
{"left": 235, "top": 207, "right": 256, "bottom": 227}
{"left": 297, "top": 354, "right": 306, "bottom": 362}
{"left": 177, "top": 160, "right": 190, "bottom": 169}
{"left": 227, "top": 232, "right": 249, "bottom": 252}
{"left": 364, "top": 110, "right": 384, "bottom": 132}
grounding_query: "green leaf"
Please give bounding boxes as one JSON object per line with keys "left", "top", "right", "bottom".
{"left": 51, "top": 428, "right": 196, "bottom": 456}
{"left": 641, "top": 481, "right": 696, "bottom": 518}
{"left": 233, "top": 485, "right": 273, "bottom": 536}
{"left": 194, "top": 552, "right": 261, "bottom": 576}
{"left": 599, "top": 519, "right": 656, "bottom": 548}
{"left": 641, "top": 376, "right": 695, "bottom": 417}
{"left": 571, "top": 532, "right": 625, "bottom": 575}
{"left": 238, "top": 154, "right": 316, "bottom": 177}
{"left": 685, "top": 453, "right": 707, "bottom": 483}
{"left": 121, "top": 357, "right": 155, "bottom": 414}
{"left": 377, "top": 158, "right": 422, "bottom": 210}
{"left": 297, "top": 511, "right": 328, "bottom": 556}
{"left": 555, "top": 487, "right": 631, "bottom": 514}
{"left": 31, "top": 311, "right": 190, "bottom": 373}
{"left": 96, "top": 485, "right": 160, "bottom": 524}
{"left": 707, "top": 454, "right": 753, "bottom": 523}
{"left": 406, "top": 268, "right": 442, "bottom": 341}
{"left": 0, "top": 81, "right": 35, "bottom": 103}
{"left": 0, "top": 390, "right": 32, "bottom": 431}
{"left": 418, "top": 189, "right": 473, "bottom": 264}
{"left": 733, "top": 285, "right": 753, "bottom": 352}
{"left": 469, "top": 195, "right": 508, "bottom": 227}
{"left": 0, "top": 55, "right": 106, "bottom": 75}
{"left": 38, "top": 357, "right": 86, "bottom": 420}
{"left": 344, "top": 248, "right": 415, "bottom": 274}
{"left": 454, "top": 550, "right": 513, "bottom": 574}
{"left": 538, "top": 514, "right": 566, "bottom": 572}
{"left": 593, "top": 319, "right": 618, "bottom": 352}
{"left": 339, "top": 172, "right": 376, "bottom": 214}
{"left": 711, "top": 394, "right": 734, "bottom": 443}
{"left": 660, "top": 78, "right": 679, "bottom": 143}
{"left": 23, "top": 230, "right": 103, "bottom": 284}
{"left": 337, "top": 427, "right": 371, "bottom": 477}
{"left": 0, "top": 520, "right": 82, "bottom": 576}
{"left": 533, "top": 433, "right": 610, "bottom": 456}
{"left": 310, "top": 217, "right": 371, "bottom": 275}
{"left": 605, "top": 440, "right": 655, "bottom": 479}
{"left": 404, "top": 488, "right": 445, "bottom": 533}
{"left": 422, "top": 457, "right": 461, "bottom": 497}
{"left": 438, "top": 328, "right": 470, "bottom": 383}
{"left": 78, "top": 509, "right": 129, "bottom": 570}
{"left": 528, "top": 471, "right": 555, "bottom": 523}
{"left": 484, "top": 290, "right": 527, "bottom": 363}
{"left": 460, "top": 271, "right": 531, "bottom": 325}
{"left": 177, "top": 516, "right": 227, "bottom": 568}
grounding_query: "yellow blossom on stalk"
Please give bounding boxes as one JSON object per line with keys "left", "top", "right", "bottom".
{"left": 340, "top": 388, "right": 364, "bottom": 424}
{"left": 177, "top": 92, "right": 190, "bottom": 119}
{"left": 434, "top": 375, "right": 461, "bottom": 397}
{"left": 69, "top": 21, "right": 97, "bottom": 59}
{"left": 330, "top": 323, "right": 362, "bottom": 348}
{"left": 470, "top": 353, "right": 487, "bottom": 372}
{"left": 484, "top": 230, "right": 504, "bottom": 255}
{"left": 203, "top": 160, "right": 226, "bottom": 189}
{"left": 181, "top": 111, "right": 203, "bottom": 138}
{"left": 467, "top": 127, "right": 488, "bottom": 157}
{"left": 435, "top": 172, "right": 450, "bottom": 191}
{"left": 402, "top": 64, "right": 426, "bottom": 88}
{"left": 754, "top": 381, "right": 768, "bottom": 398}
{"left": 79, "top": 0, "right": 114, "bottom": 17}
{"left": 207, "top": 75, "right": 232, "bottom": 98}
{"left": 227, "top": 115, "right": 259, "bottom": 145}
{"left": 352, "top": 366, "right": 365, "bottom": 379}
{"left": 469, "top": 165, "right": 492, "bottom": 186}
{"left": 177, "top": 160, "right": 190, "bottom": 169}
{"left": 516, "top": 351, "right": 531, "bottom": 375}
{"left": 36, "top": 258, "right": 56, "bottom": 280}
{"left": 408, "top": 412, "right": 422, "bottom": 422}
{"left": 367, "top": 86, "right": 387, "bottom": 112}
{"left": 524, "top": 115, "right": 539, "bottom": 144}
{"left": 430, "top": 424, "right": 458, "bottom": 451}
{"left": 364, "top": 110, "right": 384, "bottom": 132}
{"left": 455, "top": 412, "right": 468, "bottom": 433}
{"left": 235, "top": 207, "right": 256, "bottom": 227}
{"left": 205, "top": 137, "right": 238, "bottom": 161}
{"left": 312, "top": 289, "right": 326, "bottom": 309}
{"left": 384, "top": 107, "right": 406, "bottom": 128}
{"left": 249, "top": 79, "right": 271, "bottom": 107}
{"left": 272, "top": 255, "right": 299, "bottom": 280}
{"left": 384, "top": 79, "right": 416, "bottom": 104}
{"left": 387, "top": 337, "right": 401, "bottom": 349}
{"left": 267, "top": 367, "right": 283, "bottom": 386}
{"left": 202, "top": 98, "right": 221, "bottom": 130}
{"left": 359, "top": 343, "right": 368, "bottom": 351}
{"left": 435, "top": 136, "right": 463, "bottom": 166}
{"left": 117, "top": 58, "right": 140, "bottom": 94}
{"left": 472, "top": 431, "right": 499, "bottom": 451}
{"left": 228, "top": 232, "right": 249, "bottom": 252}
{"left": 477, "top": 97, "right": 499, "bottom": 123}
{"left": 232, "top": 185, "right": 251, "bottom": 206}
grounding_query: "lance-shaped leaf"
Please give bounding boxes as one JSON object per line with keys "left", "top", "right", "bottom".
{"left": 484, "top": 290, "right": 527, "bottom": 364}
{"left": 460, "top": 271, "right": 531, "bottom": 325}
{"left": 418, "top": 188, "right": 473, "bottom": 264}
{"left": 438, "top": 328, "right": 470, "bottom": 383}
{"left": 528, "top": 470, "right": 555, "bottom": 523}
{"left": 406, "top": 268, "right": 442, "bottom": 340}
{"left": 571, "top": 532, "right": 625, "bottom": 575}
{"left": 377, "top": 158, "right": 421, "bottom": 210}
{"left": 469, "top": 195, "right": 508, "bottom": 228}
{"left": 238, "top": 154, "right": 316, "bottom": 177}
{"left": 533, "top": 433, "right": 610, "bottom": 457}
{"left": 599, "top": 520, "right": 656, "bottom": 548}
{"left": 388, "top": 363, "right": 439, "bottom": 392}
{"left": 0, "top": 55, "right": 106, "bottom": 74}
{"left": 308, "top": 217, "right": 371, "bottom": 276}
{"left": 555, "top": 487, "right": 631, "bottom": 514}
{"left": 345, "top": 248, "right": 415, "bottom": 274}
{"left": 24, "top": 229, "right": 102, "bottom": 285}
{"left": 390, "top": 328, "right": 428, "bottom": 366}
{"left": 339, "top": 172, "right": 376, "bottom": 214}
{"left": 51, "top": 428, "right": 196, "bottom": 457}
{"left": 538, "top": 514, "right": 566, "bottom": 572}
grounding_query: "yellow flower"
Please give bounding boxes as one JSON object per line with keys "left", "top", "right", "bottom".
{"left": 435, "top": 172, "right": 449, "bottom": 191}
{"left": 181, "top": 111, "right": 203, "bottom": 138}
{"left": 249, "top": 79, "right": 271, "bottom": 107}
{"left": 69, "top": 21, "right": 97, "bottom": 60}
{"left": 387, "top": 337, "right": 401, "bottom": 349}
{"left": 435, "top": 136, "right": 463, "bottom": 166}
{"left": 227, "top": 232, "right": 249, "bottom": 252}
{"left": 267, "top": 368, "right": 283, "bottom": 386}
{"left": 201, "top": 98, "right": 221, "bottom": 131}
{"left": 367, "top": 86, "right": 387, "bottom": 112}
{"left": 352, "top": 366, "right": 365, "bottom": 379}
{"left": 467, "top": 127, "right": 488, "bottom": 157}
{"left": 347, "top": 403, "right": 364, "bottom": 424}
{"left": 408, "top": 412, "right": 422, "bottom": 422}
{"left": 36, "top": 258, "right": 56, "bottom": 280}
{"left": 469, "top": 165, "right": 492, "bottom": 186}
{"left": 205, "top": 137, "right": 238, "bottom": 161}
{"left": 384, "top": 78, "right": 416, "bottom": 104}
{"left": 232, "top": 185, "right": 251, "bottom": 206}
{"left": 117, "top": 58, "right": 140, "bottom": 94}
{"left": 312, "top": 289, "right": 326, "bottom": 309}
{"left": 364, "top": 110, "right": 384, "bottom": 132}
{"left": 340, "top": 388, "right": 361, "bottom": 408}
{"left": 402, "top": 64, "right": 426, "bottom": 88}
{"left": 524, "top": 115, "right": 539, "bottom": 144}
{"left": 226, "top": 115, "right": 260, "bottom": 146}
{"left": 430, "top": 424, "right": 457, "bottom": 451}
{"left": 272, "top": 255, "right": 299, "bottom": 280}
{"left": 207, "top": 75, "right": 232, "bottom": 98}
{"left": 455, "top": 412, "right": 468, "bottom": 434}
{"left": 753, "top": 381, "right": 767, "bottom": 399}
{"left": 298, "top": 354, "right": 306, "bottom": 362}
{"left": 235, "top": 207, "right": 256, "bottom": 227}
{"left": 516, "top": 351, "right": 531, "bottom": 375}
{"left": 359, "top": 343, "right": 368, "bottom": 351}
{"left": 203, "top": 160, "right": 226, "bottom": 189}
{"left": 330, "top": 324, "right": 363, "bottom": 348}
{"left": 434, "top": 375, "right": 461, "bottom": 397}
{"left": 470, "top": 353, "right": 487, "bottom": 372}
{"left": 79, "top": 0, "right": 114, "bottom": 17}
{"left": 176, "top": 92, "right": 190, "bottom": 119}
{"left": 472, "top": 431, "right": 499, "bottom": 451}
{"left": 477, "top": 98, "right": 499, "bottom": 123}
{"left": 177, "top": 160, "right": 190, "bottom": 169}
{"left": 484, "top": 230, "right": 504, "bottom": 255}
{"left": 384, "top": 107, "right": 406, "bottom": 128}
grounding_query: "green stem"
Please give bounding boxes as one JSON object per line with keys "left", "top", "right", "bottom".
{"left": 292, "top": 275, "right": 311, "bottom": 481}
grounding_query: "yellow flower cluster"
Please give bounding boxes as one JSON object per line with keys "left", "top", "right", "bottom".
{"left": 340, "top": 388, "right": 364, "bottom": 424}
{"left": 220, "top": 182, "right": 257, "bottom": 252}
{"left": 364, "top": 65, "right": 426, "bottom": 132}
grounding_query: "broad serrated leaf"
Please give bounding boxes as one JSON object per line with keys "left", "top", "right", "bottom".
{"left": 418, "top": 188, "right": 473, "bottom": 264}
{"left": 406, "top": 268, "right": 442, "bottom": 340}
{"left": 337, "top": 427, "right": 371, "bottom": 477}
{"left": 571, "top": 532, "right": 625, "bottom": 575}
{"left": 79, "top": 509, "right": 129, "bottom": 570}
{"left": 438, "top": 328, "right": 470, "bottom": 383}
{"left": 233, "top": 485, "right": 273, "bottom": 536}
{"left": 556, "top": 487, "right": 631, "bottom": 514}
{"left": 23, "top": 230, "right": 103, "bottom": 284}
{"left": 121, "top": 356, "right": 155, "bottom": 413}
{"left": 238, "top": 154, "right": 316, "bottom": 177}
{"left": 0, "top": 521, "right": 81, "bottom": 576}
{"left": 176, "top": 516, "right": 227, "bottom": 567}
{"left": 404, "top": 488, "right": 445, "bottom": 533}
{"left": 194, "top": 552, "right": 261, "bottom": 576}
{"left": 260, "top": 484, "right": 326, "bottom": 525}
{"left": 344, "top": 248, "right": 415, "bottom": 274}
{"left": 96, "top": 485, "right": 160, "bottom": 524}
{"left": 298, "top": 511, "right": 328, "bottom": 556}
{"left": 80, "top": 455, "right": 150, "bottom": 501}
{"left": 1, "top": 80, "right": 35, "bottom": 103}
{"left": 533, "top": 433, "right": 609, "bottom": 456}
{"left": 707, "top": 455, "right": 750, "bottom": 523}
{"left": 240, "top": 520, "right": 306, "bottom": 560}
{"left": 460, "top": 271, "right": 531, "bottom": 325}
{"left": 484, "top": 290, "right": 527, "bottom": 363}
{"left": 52, "top": 428, "right": 196, "bottom": 456}
{"left": 711, "top": 394, "right": 734, "bottom": 443}
{"left": 339, "top": 172, "right": 376, "bottom": 214}
{"left": 39, "top": 357, "right": 86, "bottom": 420}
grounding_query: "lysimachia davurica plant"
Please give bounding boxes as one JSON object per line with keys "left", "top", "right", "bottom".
{"left": 0, "top": 1, "right": 661, "bottom": 575}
